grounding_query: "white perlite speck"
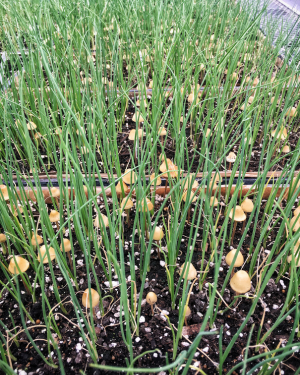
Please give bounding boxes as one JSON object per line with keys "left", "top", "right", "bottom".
{"left": 139, "top": 316, "right": 145, "bottom": 323}
{"left": 104, "top": 281, "right": 119, "bottom": 287}
{"left": 76, "top": 343, "right": 82, "bottom": 352}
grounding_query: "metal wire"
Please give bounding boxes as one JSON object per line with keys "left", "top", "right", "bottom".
{"left": 242, "top": 0, "right": 300, "bottom": 65}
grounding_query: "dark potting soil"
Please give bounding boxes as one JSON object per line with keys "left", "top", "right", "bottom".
{"left": 1, "top": 195, "right": 300, "bottom": 374}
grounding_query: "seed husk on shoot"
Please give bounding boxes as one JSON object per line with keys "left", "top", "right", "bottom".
{"left": 82, "top": 288, "right": 100, "bottom": 319}
{"left": 183, "top": 305, "right": 191, "bottom": 326}
{"left": 115, "top": 180, "right": 128, "bottom": 199}
{"left": 147, "top": 226, "right": 164, "bottom": 259}
{"left": 121, "top": 197, "right": 134, "bottom": 225}
{"left": 210, "top": 196, "right": 219, "bottom": 207}
{"left": 158, "top": 126, "right": 167, "bottom": 145}
{"left": 0, "top": 185, "right": 9, "bottom": 201}
{"left": 241, "top": 198, "right": 254, "bottom": 233}
{"left": 31, "top": 232, "right": 43, "bottom": 248}
{"left": 50, "top": 187, "right": 60, "bottom": 207}
{"left": 132, "top": 111, "right": 145, "bottom": 124}
{"left": 146, "top": 292, "right": 157, "bottom": 315}
{"left": 37, "top": 245, "right": 56, "bottom": 264}
{"left": 182, "top": 190, "right": 197, "bottom": 223}
{"left": 225, "top": 249, "right": 244, "bottom": 278}
{"left": 49, "top": 210, "right": 61, "bottom": 232}
{"left": 94, "top": 213, "right": 109, "bottom": 231}
{"left": 8, "top": 255, "right": 31, "bottom": 294}
{"left": 26, "top": 121, "right": 37, "bottom": 138}
{"left": 287, "top": 240, "right": 300, "bottom": 276}
{"left": 60, "top": 238, "right": 73, "bottom": 271}
{"left": 180, "top": 262, "right": 197, "bottom": 280}
{"left": 226, "top": 152, "right": 236, "bottom": 171}
{"left": 0, "top": 233, "right": 7, "bottom": 254}
{"left": 230, "top": 270, "right": 251, "bottom": 307}
{"left": 228, "top": 206, "right": 246, "bottom": 245}
{"left": 123, "top": 169, "right": 138, "bottom": 185}
{"left": 128, "top": 129, "right": 144, "bottom": 141}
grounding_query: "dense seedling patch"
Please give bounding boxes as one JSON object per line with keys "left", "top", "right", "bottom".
{"left": 1, "top": 0, "right": 300, "bottom": 374}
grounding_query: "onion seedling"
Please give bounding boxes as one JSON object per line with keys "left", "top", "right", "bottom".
{"left": 285, "top": 107, "right": 297, "bottom": 124}
{"left": 147, "top": 226, "right": 164, "bottom": 259}
{"left": 287, "top": 243, "right": 300, "bottom": 277}
{"left": 226, "top": 152, "right": 236, "bottom": 171}
{"left": 228, "top": 206, "right": 246, "bottom": 245}
{"left": 158, "top": 126, "right": 167, "bottom": 145}
{"left": 182, "top": 191, "right": 197, "bottom": 223}
{"left": 49, "top": 210, "right": 61, "bottom": 232}
{"left": 121, "top": 197, "right": 134, "bottom": 225}
{"left": 116, "top": 180, "right": 128, "bottom": 199}
{"left": 184, "top": 305, "right": 191, "bottom": 326}
{"left": 8, "top": 256, "right": 31, "bottom": 294}
{"left": 139, "top": 197, "right": 154, "bottom": 236}
{"left": 31, "top": 232, "right": 43, "bottom": 248}
{"left": 27, "top": 121, "right": 37, "bottom": 138}
{"left": 0, "top": 233, "right": 7, "bottom": 254}
{"left": 33, "top": 132, "right": 43, "bottom": 150}
{"left": 294, "top": 206, "right": 300, "bottom": 217}
{"left": 287, "top": 253, "right": 300, "bottom": 267}
{"left": 150, "top": 173, "right": 161, "bottom": 204}
{"left": 50, "top": 187, "right": 60, "bottom": 207}
{"left": 180, "top": 262, "right": 198, "bottom": 303}
{"left": 0, "top": 185, "right": 9, "bottom": 201}
{"left": 230, "top": 270, "right": 251, "bottom": 307}
{"left": 290, "top": 215, "right": 300, "bottom": 232}
{"left": 225, "top": 249, "right": 244, "bottom": 278}
{"left": 160, "top": 159, "right": 178, "bottom": 196}
{"left": 128, "top": 130, "right": 144, "bottom": 163}
{"left": 282, "top": 145, "right": 290, "bottom": 156}
{"left": 146, "top": 292, "right": 157, "bottom": 315}
{"left": 60, "top": 239, "right": 73, "bottom": 271}
{"left": 241, "top": 198, "right": 254, "bottom": 233}
{"left": 82, "top": 288, "right": 100, "bottom": 319}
